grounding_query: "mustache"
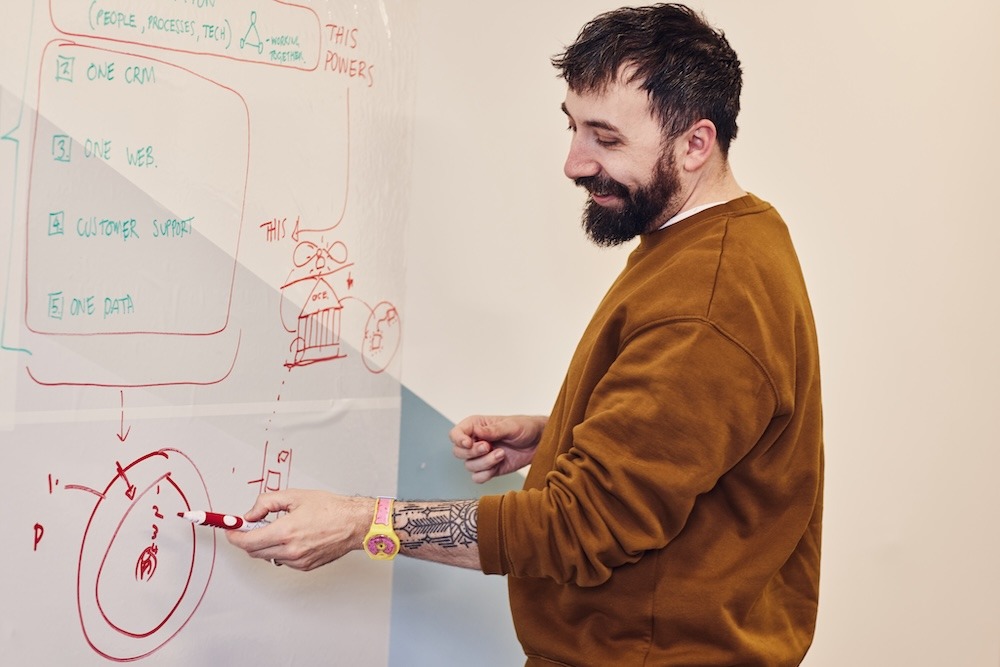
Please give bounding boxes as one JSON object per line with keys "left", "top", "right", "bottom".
{"left": 574, "top": 173, "right": 629, "bottom": 199}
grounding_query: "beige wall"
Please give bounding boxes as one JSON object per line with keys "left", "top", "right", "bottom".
{"left": 402, "top": 1, "right": 1000, "bottom": 664}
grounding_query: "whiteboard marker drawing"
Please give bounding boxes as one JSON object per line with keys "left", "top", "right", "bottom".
{"left": 247, "top": 441, "right": 293, "bottom": 496}
{"left": 240, "top": 11, "right": 265, "bottom": 55}
{"left": 75, "top": 449, "right": 214, "bottom": 661}
{"left": 178, "top": 510, "right": 270, "bottom": 532}
{"left": 281, "top": 237, "right": 352, "bottom": 368}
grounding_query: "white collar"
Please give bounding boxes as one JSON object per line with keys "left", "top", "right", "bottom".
{"left": 657, "top": 201, "right": 727, "bottom": 231}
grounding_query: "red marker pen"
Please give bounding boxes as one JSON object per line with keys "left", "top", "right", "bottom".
{"left": 177, "top": 510, "right": 270, "bottom": 532}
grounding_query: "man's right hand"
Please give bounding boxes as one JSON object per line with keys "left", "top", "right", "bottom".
{"left": 450, "top": 414, "right": 548, "bottom": 483}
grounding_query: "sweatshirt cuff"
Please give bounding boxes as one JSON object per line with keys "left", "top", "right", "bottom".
{"left": 476, "top": 493, "right": 507, "bottom": 575}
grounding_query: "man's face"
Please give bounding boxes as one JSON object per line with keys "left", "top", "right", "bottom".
{"left": 562, "top": 81, "right": 685, "bottom": 246}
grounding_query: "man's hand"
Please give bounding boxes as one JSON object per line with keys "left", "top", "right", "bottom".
{"left": 450, "top": 414, "right": 547, "bottom": 483}
{"left": 225, "top": 489, "right": 372, "bottom": 571}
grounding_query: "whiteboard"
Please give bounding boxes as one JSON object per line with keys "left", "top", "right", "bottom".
{"left": 0, "top": 1, "right": 415, "bottom": 663}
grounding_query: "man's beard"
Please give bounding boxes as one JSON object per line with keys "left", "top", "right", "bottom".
{"left": 576, "top": 153, "right": 680, "bottom": 247}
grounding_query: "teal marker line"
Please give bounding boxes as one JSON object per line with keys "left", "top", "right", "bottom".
{"left": 1, "top": 0, "right": 36, "bottom": 356}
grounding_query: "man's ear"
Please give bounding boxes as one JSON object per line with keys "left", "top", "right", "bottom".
{"left": 680, "top": 119, "right": 718, "bottom": 172}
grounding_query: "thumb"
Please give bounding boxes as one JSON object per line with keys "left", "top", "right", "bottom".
{"left": 473, "top": 419, "right": 506, "bottom": 441}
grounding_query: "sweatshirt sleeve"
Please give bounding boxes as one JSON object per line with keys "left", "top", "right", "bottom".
{"left": 478, "top": 319, "right": 778, "bottom": 585}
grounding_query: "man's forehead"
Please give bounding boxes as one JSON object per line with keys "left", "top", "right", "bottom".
{"left": 562, "top": 80, "right": 657, "bottom": 127}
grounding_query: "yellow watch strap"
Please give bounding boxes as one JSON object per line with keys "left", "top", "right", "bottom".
{"left": 363, "top": 496, "right": 400, "bottom": 560}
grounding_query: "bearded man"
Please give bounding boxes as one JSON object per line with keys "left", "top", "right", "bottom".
{"left": 229, "top": 5, "right": 824, "bottom": 665}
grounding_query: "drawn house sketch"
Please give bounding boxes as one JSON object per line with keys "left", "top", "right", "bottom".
{"left": 292, "top": 275, "right": 344, "bottom": 366}
{"left": 281, "top": 238, "right": 351, "bottom": 369}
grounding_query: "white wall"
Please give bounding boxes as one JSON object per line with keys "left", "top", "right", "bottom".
{"left": 403, "top": 1, "right": 1000, "bottom": 664}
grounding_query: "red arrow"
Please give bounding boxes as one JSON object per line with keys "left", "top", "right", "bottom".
{"left": 116, "top": 461, "right": 136, "bottom": 500}
{"left": 117, "top": 390, "right": 131, "bottom": 442}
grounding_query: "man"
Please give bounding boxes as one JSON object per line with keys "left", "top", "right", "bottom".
{"left": 228, "top": 4, "right": 823, "bottom": 665}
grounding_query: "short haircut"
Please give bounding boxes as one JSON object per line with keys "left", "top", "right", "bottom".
{"left": 552, "top": 3, "right": 743, "bottom": 155}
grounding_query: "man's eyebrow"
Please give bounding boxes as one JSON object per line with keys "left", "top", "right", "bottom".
{"left": 560, "top": 102, "right": 622, "bottom": 134}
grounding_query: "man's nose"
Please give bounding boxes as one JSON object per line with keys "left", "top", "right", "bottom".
{"left": 563, "top": 137, "right": 600, "bottom": 181}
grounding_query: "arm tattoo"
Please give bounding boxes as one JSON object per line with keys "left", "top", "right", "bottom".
{"left": 395, "top": 500, "right": 478, "bottom": 551}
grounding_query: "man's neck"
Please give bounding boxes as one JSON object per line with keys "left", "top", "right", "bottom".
{"left": 676, "top": 163, "right": 745, "bottom": 216}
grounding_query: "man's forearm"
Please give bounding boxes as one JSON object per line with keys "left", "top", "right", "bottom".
{"left": 393, "top": 499, "right": 481, "bottom": 570}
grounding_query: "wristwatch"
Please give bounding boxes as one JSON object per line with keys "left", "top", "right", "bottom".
{"left": 362, "top": 496, "right": 400, "bottom": 560}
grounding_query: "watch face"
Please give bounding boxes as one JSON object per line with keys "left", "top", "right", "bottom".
{"left": 365, "top": 534, "right": 398, "bottom": 559}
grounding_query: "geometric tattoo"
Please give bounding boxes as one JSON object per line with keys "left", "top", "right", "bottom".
{"left": 395, "top": 500, "right": 478, "bottom": 551}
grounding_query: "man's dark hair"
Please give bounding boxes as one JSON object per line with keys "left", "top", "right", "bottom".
{"left": 552, "top": 3, "right": 742, "bottom": 155}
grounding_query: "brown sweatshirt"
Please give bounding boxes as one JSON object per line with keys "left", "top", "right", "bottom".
{"left": 478, "top": 194, "right": 823, "bottom": 666}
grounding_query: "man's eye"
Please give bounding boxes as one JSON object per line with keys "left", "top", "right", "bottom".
{"left": 596, "top": 137, "right": 620, "bottom": 147}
